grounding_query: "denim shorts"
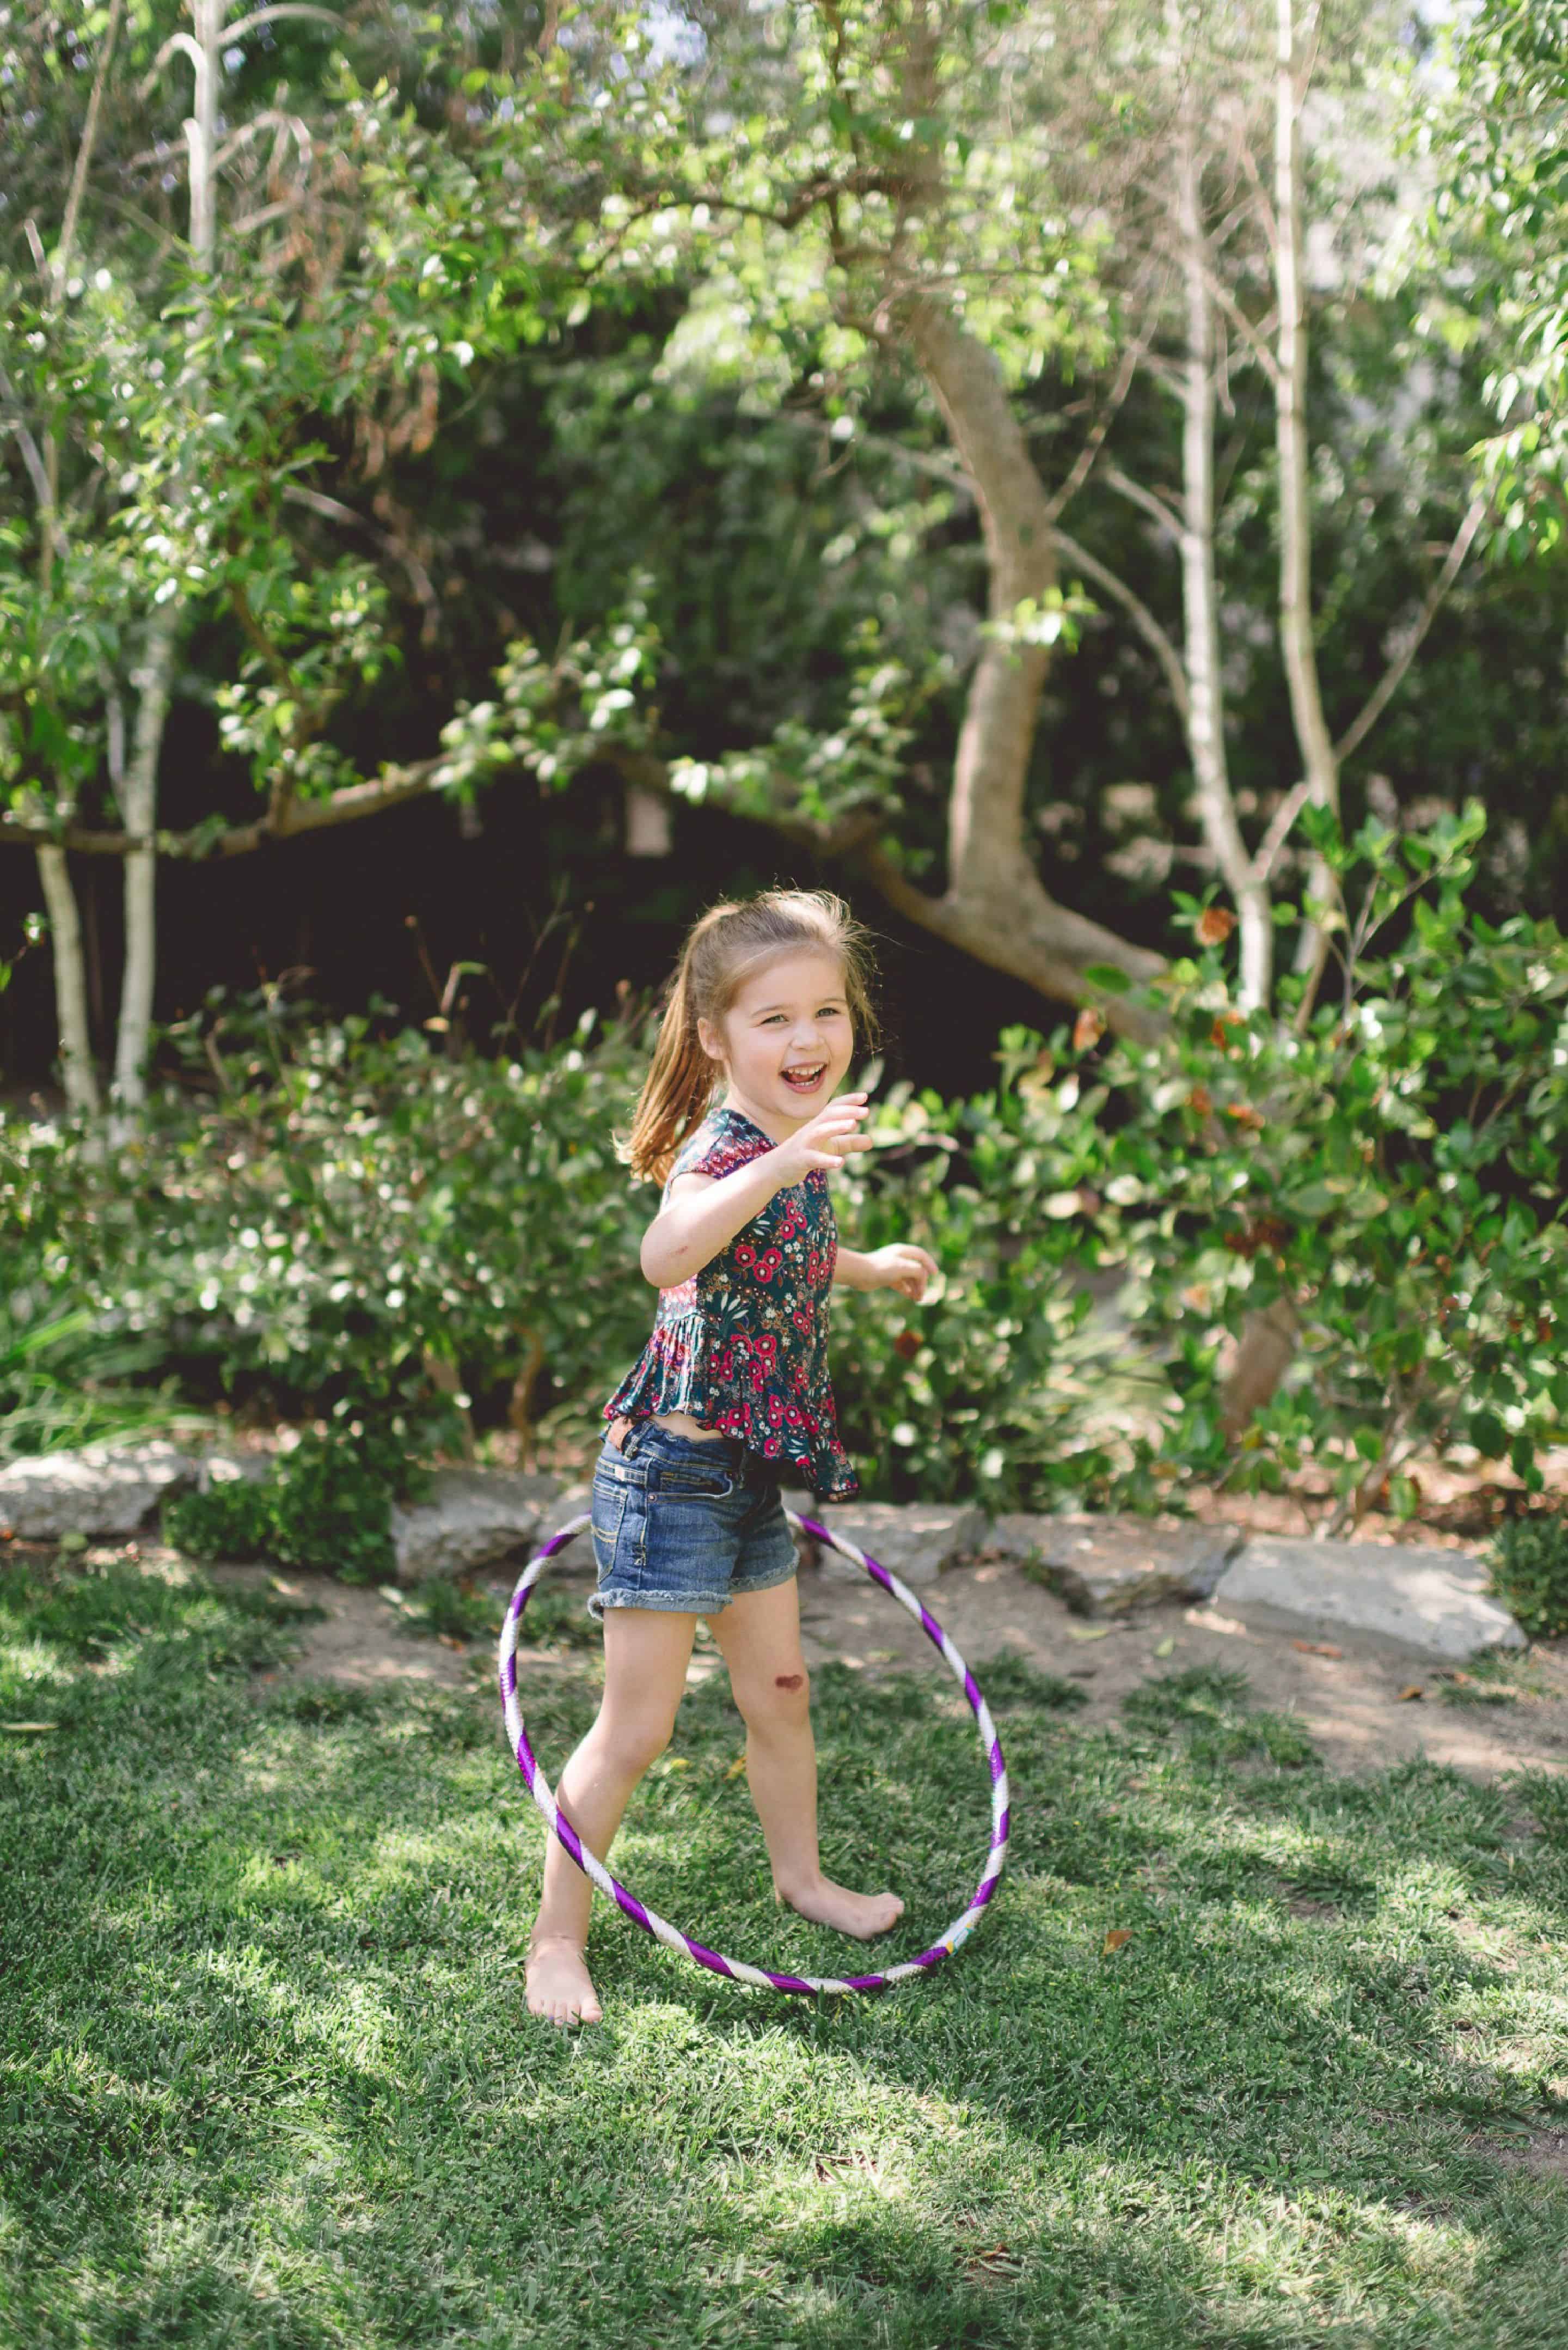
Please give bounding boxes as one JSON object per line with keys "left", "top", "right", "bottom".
{"left": 587, "top": 1421, "right": 798, "bottom": 1620}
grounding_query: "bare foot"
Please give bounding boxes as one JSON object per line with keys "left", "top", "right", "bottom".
{"left": 776, "top": 1877, "right": 904, "bottom": 1939}
{"left": 525, "top": 1934, "right": 603, "bottom": 2027}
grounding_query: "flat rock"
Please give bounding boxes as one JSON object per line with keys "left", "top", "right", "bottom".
{"left": 989, "top": 1512, "right": 1242, "bottom": 1616}
{"left": 0, "top": 1440, "right": 198, "bottom": 1540}
{"left": 814, "top": 1501, "right": 989, "bottom": 1588}
{"left": 391, "top": 1468, "right": 561, "bottom": 1585}
{"left": 1211, "top": 1537, "right": 1525, "bottom": 1661}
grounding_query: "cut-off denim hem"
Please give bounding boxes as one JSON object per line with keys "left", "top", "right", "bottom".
{"left": 588, "top": 1552, "right": 799, "bottom": 1621}
{"left": 585, "top": 1420, "right": 798, "bottom": 1623}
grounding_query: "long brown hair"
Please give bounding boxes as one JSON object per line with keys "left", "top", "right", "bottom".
{"left": 621, "top": 890, "right": 878, "bottom": 1183}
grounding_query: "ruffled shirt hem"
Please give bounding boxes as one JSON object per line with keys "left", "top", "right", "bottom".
{"left": 605, "top": 1314, "right": 858, "bottom": 1501}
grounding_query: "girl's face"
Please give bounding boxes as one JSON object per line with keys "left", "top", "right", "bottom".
{"left": 699, "top": 949, "right": 854, "bottom": 1135}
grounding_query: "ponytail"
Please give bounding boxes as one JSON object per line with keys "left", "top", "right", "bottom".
{"left": 620, "top": 890, "right": 878, "bottom": 1184}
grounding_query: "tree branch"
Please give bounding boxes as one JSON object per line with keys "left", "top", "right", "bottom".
{"left": 1050, "top": 527, "right": 1190, "bottom": 722}
{"left": 1104, "top": 463, "right": 1183, "bottom": 546}
{"left": 222, "top": 3, "right": 341, "bottom": 41}
{"left": 0, "top": 757, "right": 447, "bottom": 859}
{"left": 52, "top": 0, "right": 123, "bottom": 301}
{"left": 1043, "top": 279, "right": 1166, "bottom": 524}
{"left": 1332, "top": 496, "right": 1487, "bottom": 767}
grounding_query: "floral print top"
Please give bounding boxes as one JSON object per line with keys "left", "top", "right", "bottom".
{"left": 605, "top": 1105, "right": 857, "bottom": 1499}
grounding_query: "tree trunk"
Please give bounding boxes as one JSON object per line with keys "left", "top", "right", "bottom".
{"left": 1274, "top": 0, "right": 1338, "bottom": 972}
{"left": 109, "top": 0, "right": 220, "bottom": 1110}
{"left": 112, "top": 611, "right": 176, "bottom": 1109}
{"left": 897, "top": 298, "right": 1166, "bottom": 1034}
{"left": 1173, "top": 95, "right": 1272, "bottom": 1007}
{"left": 35, "top": 845, "right": 101, "bottom": 1115}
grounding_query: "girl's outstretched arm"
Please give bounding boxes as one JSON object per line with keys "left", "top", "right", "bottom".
{"left": 639, "top": 1096, "right": 872, "bottom": 1289}
{"left": 834, "top": 1243, "right": 938, "bottom": 1298}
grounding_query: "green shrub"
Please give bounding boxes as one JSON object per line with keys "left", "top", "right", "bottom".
{"left": 165, "top": 1422, "right": 428, "bottom": 1584}
{"left": 1, "top": 1000, "right": 652, "bottom": 1458}
{"left": 830, "top": 1067, "right": 1169, "bottom": 1509}
{"left": 8, "top": 803, "right": 1568, "bottom": 1529}
{"left": 1079, "top": 803, "right": 1568, "bottom": 1526}
{"left": 1486, "top": 1513, "right": 1568, "bottom": 1640}
{"left": 0, "top": 1302, "right": 200, "bottom": 1462}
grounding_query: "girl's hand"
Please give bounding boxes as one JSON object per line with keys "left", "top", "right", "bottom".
{"left": 865, "top": 1243, "right": 938, "bottom": 1301}
{"left": 774, "top": 1092, "right": 873, "bottom": 1183}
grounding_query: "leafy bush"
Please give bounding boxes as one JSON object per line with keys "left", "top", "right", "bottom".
{"left": 0, "top": 992, "right": 1156, "bottom": 1515}
{"left": 1080, "top": 803, "right": 1568, "bottom": 1527}
{"left": 1486, "top": 1513, "right": 1568, "bottom": 1640}
{"left": 8, "top": 804, "right": 1568, "bottom": 1533}
{"left": 164, "top": 1423, "right": 427, "bottom": 1585}
{"left": 1, "top": 998, "right": 652, "bottom": 1457}
{"left": 830, "top": 1062, "right": 1169, "bottom": 1509}
{"left": 0, "top": 1302, "right": 201, "bottom": 1462}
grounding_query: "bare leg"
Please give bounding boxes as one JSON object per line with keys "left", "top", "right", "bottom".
{"left": 525, "top": 1607, "right": 697, "bottom": 2025}
{"left": 709, "top": 1579, "right": 903, "bottom": 1939}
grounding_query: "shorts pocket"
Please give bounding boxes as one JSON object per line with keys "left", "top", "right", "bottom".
{"left": 652, "top": 1466, "right": 735, "bottom": 1501}
{"left": 590, "top": 1475, "right": 629, "bottom": 1578}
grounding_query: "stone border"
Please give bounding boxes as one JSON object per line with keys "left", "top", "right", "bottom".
{"left": 0, "top": 1447, "right": 1527, "bottom": 1659}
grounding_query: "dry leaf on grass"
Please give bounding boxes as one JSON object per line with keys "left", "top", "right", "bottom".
{"left": 1153, "top": 1636, "right": 1176, "bottom": 1658}
{"left": 1184, "top": 1607, "right": 1249, "bottom": 1637}
{"left": 725, "top": 1756, "right": 748, "bottom": 1780}
{"left": 1292, "top": 1639, "right": 1344, "bottom": 1658}
{"left": 1068, "top": 1625, "right": 1113, "bottom": 1643}
{"left": 1102, "top": 1928, "right": 1133, "bottom": 1955}
{"left": 1397, "top": 1684, "right": 1425, "bottom": 1702}
{"left": 1, "top": 1722, "right": 58, "bottom": 1734}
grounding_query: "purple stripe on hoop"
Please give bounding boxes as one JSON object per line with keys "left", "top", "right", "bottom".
{"left": 971, "top": 1875, "right": 999, "bottom": 1907}
{"left": 962, "top": 1669, "right": 983, "bottom": 1710}
{"left": 614, "top": 1885, "right": 652, "bottom": 1930}
{"left": 502, "top": 1654, "right": 517, "bottom": 1698}
{"left": 683, "top": 1937, "right": 737, "bottom": 1979}
{"left": 797, "top": 1516, "right": 832, "bottom": 1545}
{"left": 842, "top": 1972, "right": 893, "bottom": 1992}
{"left": 510, "top": 1586, "right": 529, "bottom": 1619}
{"left": 989, "top": 1742, "right": 1006, "bottom": 1784}
{"left": 917, "top": 1606, "right": 944, "bottom": 1646}
{"left": 993, "top": 1807, "right": 1011, "bottom": 1846}
{"left": 765, "top": 1972, "right": 819, "bottom": 1994}
{"left": 555, "top": 1814, "right": 585, "bottom": 1869}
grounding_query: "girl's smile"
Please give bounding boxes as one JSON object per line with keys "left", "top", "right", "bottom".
{"left": 697, "top": 949, "right": 855, "bottom": 1139}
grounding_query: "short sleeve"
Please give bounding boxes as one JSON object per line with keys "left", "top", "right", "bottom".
{"left": 667, "top": 1110, "right": 772, "bottom": 1192}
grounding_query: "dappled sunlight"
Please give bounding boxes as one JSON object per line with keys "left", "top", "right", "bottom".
{"left": 3, "top": 1558, "right": 1566, "bottom": 2346}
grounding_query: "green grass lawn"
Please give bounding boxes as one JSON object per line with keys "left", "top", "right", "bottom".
{"left": 2, "top": 1551, "right": 1566, "bottom": 2349}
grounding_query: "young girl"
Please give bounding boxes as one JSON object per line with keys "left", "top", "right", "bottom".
{"left": 526, "top": 890, "right": 936, "bottom": 2027}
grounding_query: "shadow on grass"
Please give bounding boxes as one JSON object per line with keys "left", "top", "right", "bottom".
{"left": 3, "top": 1562, "right": 1566, "bottom": 2348}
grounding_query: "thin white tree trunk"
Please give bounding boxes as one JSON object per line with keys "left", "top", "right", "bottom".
{"left": 1172, "top": 93, "right": 1272, "bottom": 1007}
{"left": 112, "top": 0, "right": 221, "bottom": 1110}
{"left": 112, "top": 611, "right": 177, "bottom": 1107}
{"left": 35, "top": 845, "right": 101, "bottom": 1115}
{"left": 1274, "top": 0, "right": 1338, "bottom": 973}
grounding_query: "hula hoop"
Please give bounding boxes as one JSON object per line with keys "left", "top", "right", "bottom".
{"left": 498, "top": 1509, "right": 1010, "bottom": 1995}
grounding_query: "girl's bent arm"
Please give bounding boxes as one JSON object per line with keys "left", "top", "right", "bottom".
{"left": 639, "top": 1096, "right": 873, "bottom": 1289}
{"left": 640, "top": 1161, "right": 787, "bottom": 1290}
